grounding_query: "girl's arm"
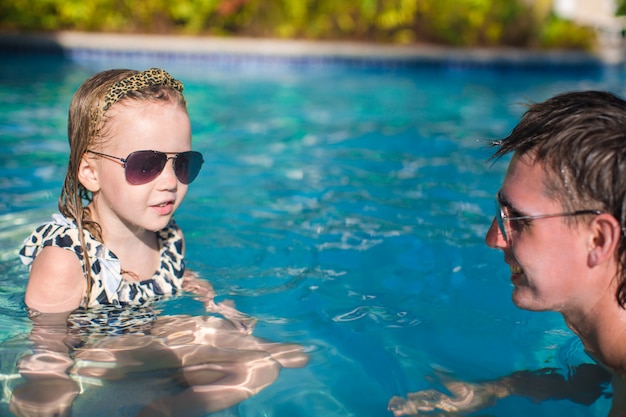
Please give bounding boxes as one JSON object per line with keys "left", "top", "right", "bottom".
{"left": 182, "top": 270, "right": 257, "bottom": 334}
{"left": 179, "top": 229, "right": 256, "bottom": 333}
{"left": 181, "top": 269, "right": 216, "bottom": 301}
{"left": 25, "top": 246, "right": 86, "bottom": 313}
{"left": 10, "top": 311, "right": 79, "bottom": 417}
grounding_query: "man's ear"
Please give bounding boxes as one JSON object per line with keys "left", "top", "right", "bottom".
{"left": 588, "top": 213, "right": 622, "bottom": 267}
{"left": 77, "top": 154, "right": 100, "bottom": 193}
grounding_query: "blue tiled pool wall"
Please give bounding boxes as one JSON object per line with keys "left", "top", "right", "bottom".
{"left": 0, "top": 34, "right": 607, "bottom": 72}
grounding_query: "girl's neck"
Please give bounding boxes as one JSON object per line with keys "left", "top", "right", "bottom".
{"left": 88, "top": 205, "right": 161, "bottom": 281}
{"left": 107, "top": 228, "right": 160, "bottom": 282}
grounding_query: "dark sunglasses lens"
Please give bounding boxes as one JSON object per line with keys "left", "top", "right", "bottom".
{"left": 174, "top": 151, "right": 204, "bottom": 184}
{"left": 125, "top": 151, "right": 167, "bottom": 185}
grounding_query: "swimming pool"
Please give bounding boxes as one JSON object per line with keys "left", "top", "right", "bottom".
{"left": 1, "top": 49, "right": 623, "bottom": 416}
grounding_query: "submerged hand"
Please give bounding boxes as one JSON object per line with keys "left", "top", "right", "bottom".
{"left": 388, "top": 372, "right": 509, "bottom": 416}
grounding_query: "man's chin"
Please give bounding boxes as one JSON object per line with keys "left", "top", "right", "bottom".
{"left": 511, "top": 288, "right": 543, "bottom": 311}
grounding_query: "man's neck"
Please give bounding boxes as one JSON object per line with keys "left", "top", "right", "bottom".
{"left": 563, "top": 290, "right": 626, "bottom": 372}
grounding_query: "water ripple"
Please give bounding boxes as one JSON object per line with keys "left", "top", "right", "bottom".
{"left": 332, "top": 305, "right": 422, "bottom": 328}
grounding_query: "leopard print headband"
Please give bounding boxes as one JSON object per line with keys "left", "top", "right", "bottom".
{"left": 91, "top": 68, "right": 184, "bottom": 135}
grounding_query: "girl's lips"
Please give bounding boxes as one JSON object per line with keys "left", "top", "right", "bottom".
{"left": 152, "top": 201, "right": 174, "bottom": 215}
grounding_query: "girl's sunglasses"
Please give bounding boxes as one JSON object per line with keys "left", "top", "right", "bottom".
{"left": 87, "top": 150, "right": 204, "bottom": 185}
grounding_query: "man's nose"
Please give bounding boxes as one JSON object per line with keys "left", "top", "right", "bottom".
{"left": 485, "top": 217, "right": 507, "bottom": 249}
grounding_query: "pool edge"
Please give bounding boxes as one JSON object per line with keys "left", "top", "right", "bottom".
{"left": 0, "top": 30, "right": 615, "bottom": 68}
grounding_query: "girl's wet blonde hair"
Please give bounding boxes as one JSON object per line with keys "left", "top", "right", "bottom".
{"left": 60, "top": 68, "right": 186, "bottom": 307}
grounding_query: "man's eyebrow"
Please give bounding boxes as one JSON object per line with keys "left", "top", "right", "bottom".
{"left": 496, "top": 190, "right": 526, "bottom": 216}
{"left": 496, "top": 190, "right": 511, "bottom": 207}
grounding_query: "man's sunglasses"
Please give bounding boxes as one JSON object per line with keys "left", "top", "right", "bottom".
{"left": 495, "top": 192, "right": 601, "bottom": 242}
{"left": 87, "top": 150, "right": 204, "bottom": 185}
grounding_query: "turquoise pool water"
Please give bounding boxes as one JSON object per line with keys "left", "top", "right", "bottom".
{"left": 1, "top": 51, "right": 624, "bottom": 416}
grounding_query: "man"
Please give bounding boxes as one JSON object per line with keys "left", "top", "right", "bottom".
{"left": 390, "top": 90, "right": 626, "bottom": 416}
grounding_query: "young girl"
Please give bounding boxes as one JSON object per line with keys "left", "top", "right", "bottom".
{"left": 13, "top": 68, "right": 307, "bottom": 417}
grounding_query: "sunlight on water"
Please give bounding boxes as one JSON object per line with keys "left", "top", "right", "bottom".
{"left": 1, "top": 53, "right": 624, "bottom": 416}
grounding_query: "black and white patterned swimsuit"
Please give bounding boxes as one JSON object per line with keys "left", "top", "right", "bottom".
{"left": 20, "top": 213, "right": 185, "bottom": 308}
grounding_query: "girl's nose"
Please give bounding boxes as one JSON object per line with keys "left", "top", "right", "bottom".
{"left": 157, "top": 158, "right": 178, "bottom": 190}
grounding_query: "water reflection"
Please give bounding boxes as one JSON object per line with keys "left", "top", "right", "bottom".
{"left": 8, "top": 308, "right": 308, "bottom": 416}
